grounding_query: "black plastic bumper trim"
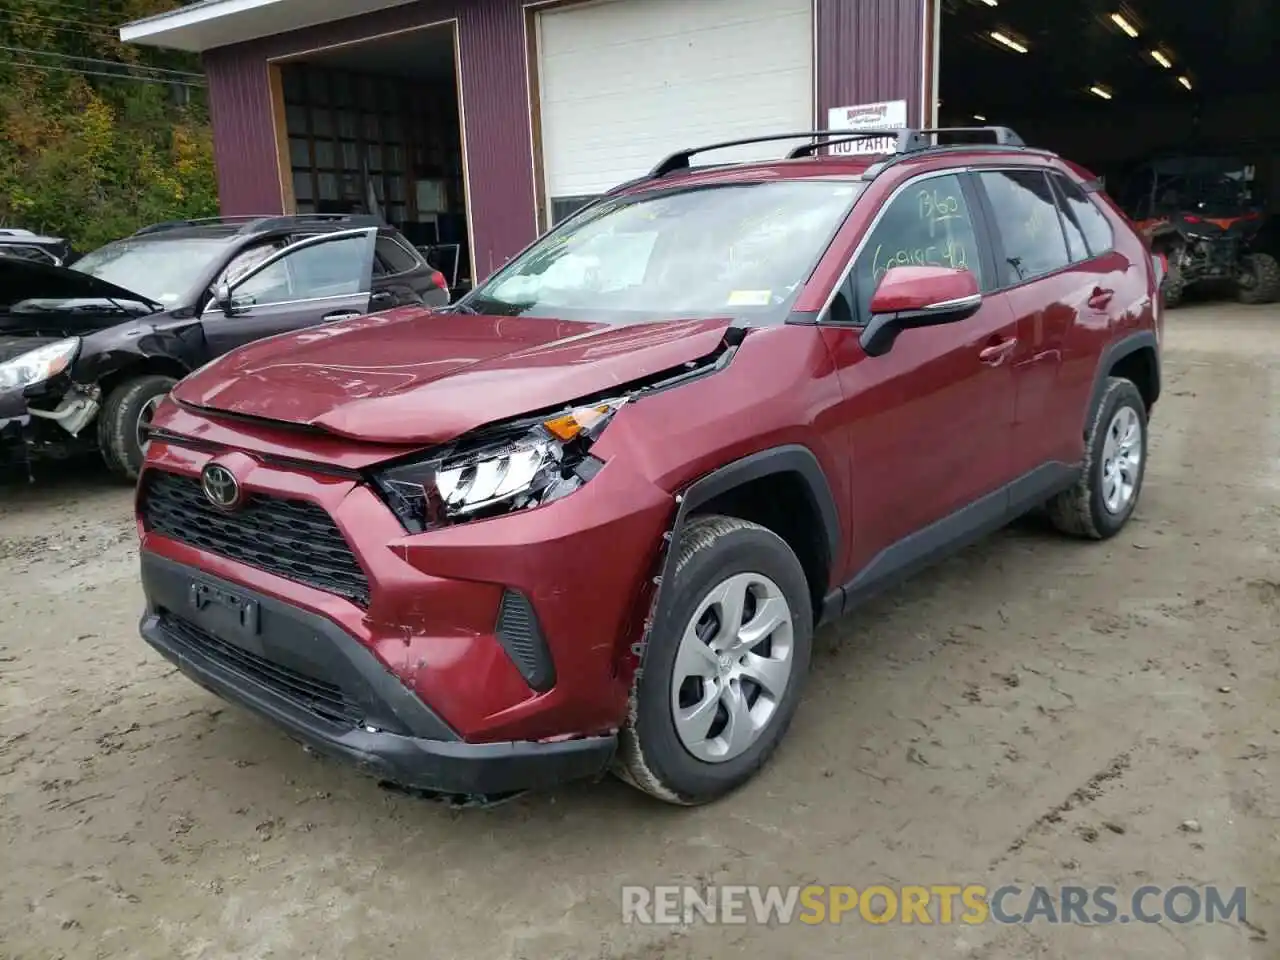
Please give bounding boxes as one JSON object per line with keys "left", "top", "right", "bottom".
{"left": 495, "top": 589, "right": 557, "bottom": 692}
{"left": 139, "top": 551, "right": 616, "bottom": 795}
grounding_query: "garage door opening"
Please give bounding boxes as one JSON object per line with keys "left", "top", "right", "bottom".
{"left": 937, "top": 0, "right": 1280, "bottom": 304}
{"left": 275, "top": 23, "right": 473, "bottom": 294}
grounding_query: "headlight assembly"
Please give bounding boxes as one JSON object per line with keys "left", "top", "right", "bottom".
{"left": 372, "top": 398, "right": 626, "bottom": 532}
{"left": 0, "top": 337, "right": 80, "bottom": 392}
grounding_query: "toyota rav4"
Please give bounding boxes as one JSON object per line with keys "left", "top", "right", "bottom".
{"left": 135, "top": 127, "right": 1163, "bottom": 806}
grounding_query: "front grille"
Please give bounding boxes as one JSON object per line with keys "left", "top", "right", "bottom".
{"left": 159, "top": 611, "right": 363, "bottom": 728}
{"left": 140, "top": 470, "right": 370, "bottom": 606}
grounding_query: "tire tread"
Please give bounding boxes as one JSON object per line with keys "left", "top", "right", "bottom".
{"left": 614, "top": 514, "right": 807, "bottom": 805}
{"left": 97, "top": 374, "right": 175, "bottom": 481}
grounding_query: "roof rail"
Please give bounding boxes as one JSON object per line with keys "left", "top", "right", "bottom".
{"left": 786, "top": 130, "right": 931, "bottom": 159}
{"left": 916, "top": 125, "right": 1025, "bottom": 147}
{"left": 650, "top": 130, "right": 923, "bottom": 178}
{"left": 648, "top": 126, "right": 1027, "bottom": 179}
{"left": 131, "top": 212, "right": 384, "bottom": 238}
{"left": 132, "top": 215, "right": 267, "bottom": 237}
{"left": 861, "top": 127, "right": 1037, "bottom": 180}
{"left": 263, "top": 213, "right": 384, "bottom": 231}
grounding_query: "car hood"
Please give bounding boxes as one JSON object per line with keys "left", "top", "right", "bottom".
{"left": 172, "top": 306, "right": 735, "bottom": 445}
{"left": 0, "top": 256, "right": 162, "bottom": 308}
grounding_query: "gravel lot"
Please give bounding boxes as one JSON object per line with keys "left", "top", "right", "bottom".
{"left": 1, "top": 305, "right": 1277, "bottom": 959}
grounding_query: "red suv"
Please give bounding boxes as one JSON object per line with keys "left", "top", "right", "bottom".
{"left": 136, "top": 127, "right": 1162, "bottom": 806}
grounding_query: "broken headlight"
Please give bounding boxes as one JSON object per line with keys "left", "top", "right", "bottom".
{"left": 372, "top": 398, "right": 626, "bottom": 532}
{"left": 0, "top": 337, "right": 79, "bottom": 392}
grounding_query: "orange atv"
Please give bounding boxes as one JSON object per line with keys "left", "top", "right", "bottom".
{"left": 1119, "top": 155, "right": 1279, "bottom": 307}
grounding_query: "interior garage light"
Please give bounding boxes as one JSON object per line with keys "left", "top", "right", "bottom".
{"left": 1090, "top": 84, "right": 1114, "bottom": 100}
{"left": 980, "top": 0, "right": 998, "bottom": 6}
{"left": 990, "top": 31, "right": 1028, "bottom": 53}
{"left": 973, "top": 114, "right": 988, "bottom": 121}
{"left": 1110, "top": 12, "right": 1139, "bottom": 37}
{"left": 1178, "top": 75, "right": 1193, "bottom": 90}
{"left": 1150, "top": 49, "right": 1172, "bottom": 68}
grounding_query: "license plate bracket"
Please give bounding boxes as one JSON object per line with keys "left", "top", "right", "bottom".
{"left": 188, "top": 580, "right": 264, "bottom": 656}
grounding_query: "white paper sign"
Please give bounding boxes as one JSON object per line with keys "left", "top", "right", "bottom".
{"left": 826, "top": 99, "right": 909, "bottom": 156}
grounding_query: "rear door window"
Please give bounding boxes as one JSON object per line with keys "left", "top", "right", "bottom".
{"left": 978, "top": 170, "right": 1071, "bottom": 285}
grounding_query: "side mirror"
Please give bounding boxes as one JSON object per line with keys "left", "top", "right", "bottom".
{"left": 211, "top": 279, "right": 234, "bottom": 315}
{"left": 859, "top": 266, "right": 982, "bottom": 357}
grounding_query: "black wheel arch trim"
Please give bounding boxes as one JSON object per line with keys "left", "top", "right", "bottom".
{"left": 676, "top": 444, "right": 841, "bottom": 564}
{"left": 644, "top": 444, "right": 841, "bottom": 652}
{"left": 1087, "top": 330, "right": 1161, "bottom": 432}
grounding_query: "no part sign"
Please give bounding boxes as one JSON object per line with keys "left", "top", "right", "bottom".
{"left": 826, "top": 100, "right": 908, "bottom": 155}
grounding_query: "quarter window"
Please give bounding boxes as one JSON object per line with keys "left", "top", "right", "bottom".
{"left": 852, "top": 173, "right": 984, "bottom": 318}
{"left": 375, "top": 235, "right": 421, "bottom": 274}
{"left": 979, "top": 170, "right": 1071, "bottom": 285}
{"left": 1051, "top": 173, "right": 1115, "bottom": 259}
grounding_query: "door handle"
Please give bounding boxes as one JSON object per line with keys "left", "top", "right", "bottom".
{"left": 322, "top": 310, "right": 362, "bottom": 322}
{"left": 1088, "top": 287, "right": 1115, "bottom": 310}
{"left": 369, "top": 291, "right": 395, "bottom": 307}
{"left": 979, "top": 337, "right": 1018, "bottom": 366}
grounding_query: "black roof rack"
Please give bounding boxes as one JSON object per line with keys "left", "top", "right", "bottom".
{"left": 641, "top": 125, "right": 1030, "bottom": 183}
{"left": 649, "top": 130, "right": 936, "bottom": 178}
{"left": 916, "top": 125, "right": 1025, "bottom": 147}
{"left": 132, "top": 212, "right": 384, "bottom": 238}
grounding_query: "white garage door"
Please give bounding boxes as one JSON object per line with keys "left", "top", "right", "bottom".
{"left": 536, "top": 0, "right": 814, "bottom": 224}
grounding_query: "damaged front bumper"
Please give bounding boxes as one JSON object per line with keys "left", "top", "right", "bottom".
{"left": 0, "top": 382, "right": 101, "bottom": 474}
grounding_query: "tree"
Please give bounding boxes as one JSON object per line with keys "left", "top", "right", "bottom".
{"left": 0, "top": 0, "right": 217, "bottom": 250}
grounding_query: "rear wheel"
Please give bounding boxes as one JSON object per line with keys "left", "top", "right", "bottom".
{"left": 614, "top": 515, "right": 813, "bottom": 805}
{"left": 98, "top": 374, "right": 176, "bottom": 481}
{"left": 1237, "top": 252, "right": 1280, "bottom": 304}
{"left": 1047, "top": 377, "right": 1147, "bottom": 540}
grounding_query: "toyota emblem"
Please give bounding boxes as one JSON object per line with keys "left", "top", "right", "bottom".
{"left": 201, "top": 463, "right": 241, "bottom": 509}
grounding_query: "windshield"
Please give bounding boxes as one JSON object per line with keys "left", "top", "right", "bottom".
{"left": 465, "top": 180, "right": 864, "bottom": 323}
{"left": 1147, "top": 158, "right": 1260, "bottom": 214}
{"left": 71, "top": 237, "right": 232, "bottom": 305}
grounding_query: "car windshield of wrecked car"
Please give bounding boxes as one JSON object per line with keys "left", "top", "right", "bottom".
{"left": 70, "top": 238, "right": 233, "bottom": 306}
{"left": 463, "top": 180, "right": 864, "bottom": 322}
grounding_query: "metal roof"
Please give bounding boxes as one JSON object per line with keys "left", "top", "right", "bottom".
{"left": 119, "top": 0, "right": 417, "bottom": 52}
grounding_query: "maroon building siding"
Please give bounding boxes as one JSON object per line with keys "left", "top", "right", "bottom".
{"left": 816, "top": 0, "right": 932, "bottom": 126}
{"left": 203, "top": 0, "right": 930, "bottom": 281}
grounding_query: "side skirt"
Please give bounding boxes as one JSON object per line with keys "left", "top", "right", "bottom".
{"left": 820, "top": 461, "right": 1081, "bottom": 623}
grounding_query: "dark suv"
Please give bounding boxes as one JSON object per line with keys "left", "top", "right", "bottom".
{"left": 135, "top": 128, "right": 1162, "bottom": 806}
{"left": 0, "top": 214, "right": 449, "bottom": 480}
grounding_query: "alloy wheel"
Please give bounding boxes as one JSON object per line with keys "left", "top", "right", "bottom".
{"left": 136, "top": 394, "right": 164, "bottom": 451}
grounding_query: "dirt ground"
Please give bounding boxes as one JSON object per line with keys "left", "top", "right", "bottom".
{"left": 1, "top": 304, "right": 1277, "bottom": 960}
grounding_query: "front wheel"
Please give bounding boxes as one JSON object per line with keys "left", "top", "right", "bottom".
{"left": 1237, "top": 252, "right": 1280, "bottom": 304}
{"left": 1046, "top": 377, "right": 1148, "bottom": 540}
{"left": 614, "top": 515, "right": 813, "bottom": 805}
{"left": 98, "top": 374, "right": 176, "bottom": 481}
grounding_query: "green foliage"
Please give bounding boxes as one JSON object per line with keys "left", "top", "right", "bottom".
{"left": 0, "top": 0, "right": 217, "bottom": 251}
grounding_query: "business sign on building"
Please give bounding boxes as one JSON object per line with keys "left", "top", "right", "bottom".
{"left": 825, "top": 99, "right": 909, "bottom": 155}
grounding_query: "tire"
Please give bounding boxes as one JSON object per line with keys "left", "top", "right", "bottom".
{"left": 1046, "top": 377, "right": 1148, "bottom": 540}
{"left": 1161, "top": 260, "right": 1186, "bottom": 308}
{"left": 97, "top": 374, "right": 176, "bottom": 481}
{"left": 614, "top": 515, "right": 813, "bottom": 805}
{"left": 1237, "top": 252, "right": 1280, "bottom": 304}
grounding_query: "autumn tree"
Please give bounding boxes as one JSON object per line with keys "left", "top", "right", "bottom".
{"left": 0, "top": 0, "right": 217, "bottom": 250}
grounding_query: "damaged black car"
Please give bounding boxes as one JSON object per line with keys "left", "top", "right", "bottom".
{"left": 0, "top": 214, "right": 451, "bottom": 480}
